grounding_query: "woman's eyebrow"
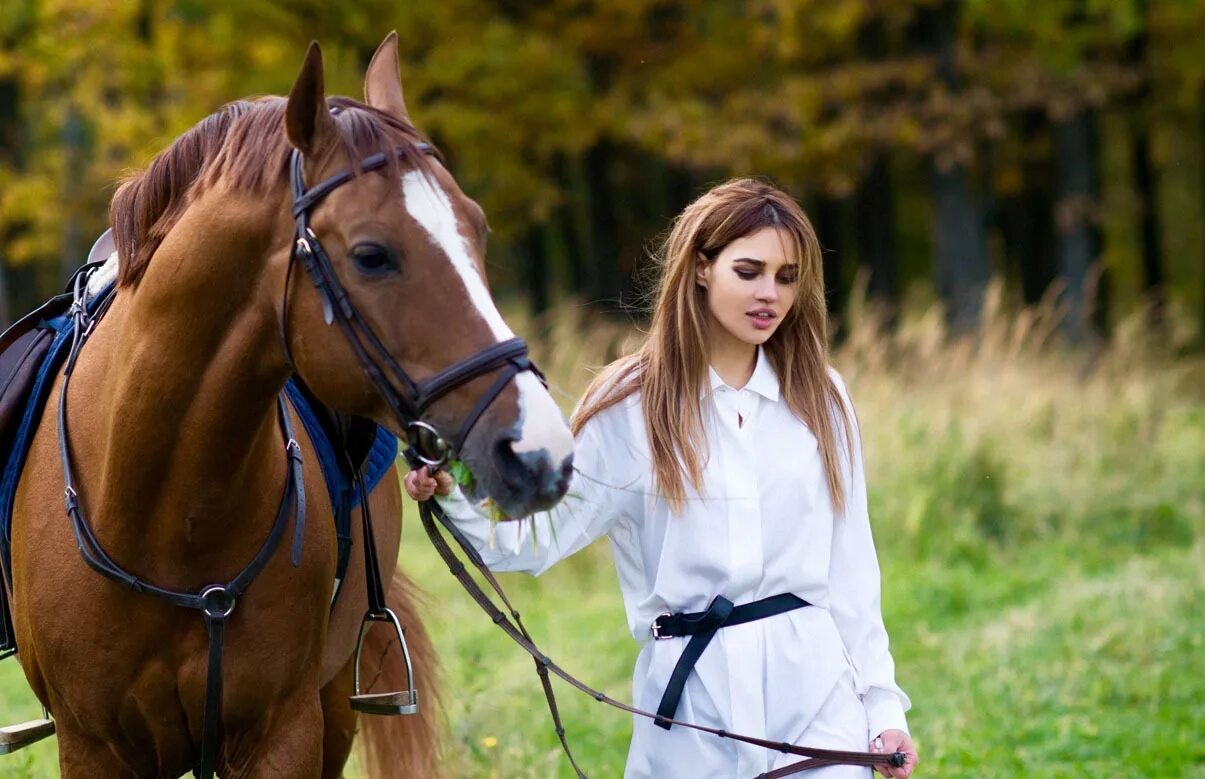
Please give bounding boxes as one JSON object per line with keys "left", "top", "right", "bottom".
{"left": 733, "top": 257, "right": 798, "bottom": 270}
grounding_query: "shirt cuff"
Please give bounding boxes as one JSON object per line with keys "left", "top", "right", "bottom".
{"left": 863, "top": 687, "right": 910, "bottom": 738}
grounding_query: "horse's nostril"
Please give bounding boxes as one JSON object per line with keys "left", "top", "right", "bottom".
{"left": 494, "top": 436, "right": 519, "bottom": 461}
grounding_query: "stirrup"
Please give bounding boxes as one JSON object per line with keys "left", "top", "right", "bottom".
{"left": 0, "top": 707, "right": 55, "bottom": 754}
{"left": 349, "top": 608, "right": 419, "bottom": 716}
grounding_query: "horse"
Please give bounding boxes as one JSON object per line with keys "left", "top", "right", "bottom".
{"left": 3, "top": 32, "right": 575, "bottom": 778}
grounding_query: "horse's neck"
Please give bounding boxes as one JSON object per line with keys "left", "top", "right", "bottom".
{"left": 79, "top": 193, "right": 292, "bottom": 561}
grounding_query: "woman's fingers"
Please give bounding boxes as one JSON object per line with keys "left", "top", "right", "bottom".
{"left": 404, "top": 467, "right": 439, "bottom": 500}
{"left": 873, "top": 730, "right": 916, "bottom": 779}
{"left": 434, "top": 470, "right": 454, "bottom": 496}
{"left": 870, "top": 736, "right": 890, "bottom": 777}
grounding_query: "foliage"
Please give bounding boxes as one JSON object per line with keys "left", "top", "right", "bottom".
{"left": 1, "top": 1, "right": 1204, "bottom": 318}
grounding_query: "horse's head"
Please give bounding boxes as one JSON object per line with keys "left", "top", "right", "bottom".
{"left": 277, "top": 35, "right": 572, "bottom": 518}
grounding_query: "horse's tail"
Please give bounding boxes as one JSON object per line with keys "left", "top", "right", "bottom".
{"left": 357, "top": 568, "right": 444, "bottom": 779}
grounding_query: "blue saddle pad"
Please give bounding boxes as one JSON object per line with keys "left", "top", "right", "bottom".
{"left": 283, "top": 379, "right": 399, "bottom": 515}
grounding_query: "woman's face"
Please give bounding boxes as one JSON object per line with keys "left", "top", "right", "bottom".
{"left": 696, "top": 226, "right": 799, "bottom": 349}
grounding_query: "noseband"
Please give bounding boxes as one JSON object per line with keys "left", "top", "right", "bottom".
{"left": 284, "top": 144, "right": 542, "bottom": 468}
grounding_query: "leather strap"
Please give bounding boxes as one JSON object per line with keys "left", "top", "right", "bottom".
{"left": 55, "top": 267, "right": 305, "bottom": 779}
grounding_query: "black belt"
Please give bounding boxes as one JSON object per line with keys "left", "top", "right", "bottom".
{"left": 652, "top": 593, "right": 810, "bottom": 730}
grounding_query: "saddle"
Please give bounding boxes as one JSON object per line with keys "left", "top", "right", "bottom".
{"left": 0, "top": 239, "right": 398, "bottom": 656}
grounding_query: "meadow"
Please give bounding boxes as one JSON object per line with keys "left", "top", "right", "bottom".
{"left": 1, "top": 288, "right": 1201, "bottom": 778}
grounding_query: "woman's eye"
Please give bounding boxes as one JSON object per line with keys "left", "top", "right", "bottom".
{"left": 351, "top": 243, "right": 398, "bottom": 276}
{"left": 777, "top": 273, "right": 798, "bottom": 284}
{"left": 735, "top": 269, "right": 758, "bottom": 280}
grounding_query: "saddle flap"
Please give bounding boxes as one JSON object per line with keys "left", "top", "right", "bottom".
{"left": 0, "top": 328, "right": 57, "bottom": 455}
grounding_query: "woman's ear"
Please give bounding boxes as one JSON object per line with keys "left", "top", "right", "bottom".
{"left": 695, "top": 253, "right": 711, "bottom": 289}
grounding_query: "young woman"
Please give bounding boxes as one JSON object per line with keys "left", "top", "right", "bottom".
{"left": 406, "top": 179, "right": 917, "bottom": 778}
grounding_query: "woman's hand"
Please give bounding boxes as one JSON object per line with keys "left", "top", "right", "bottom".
{"left": 871, "top": 729, "right": 917, "bottom": 778}
{"left": 403, "top": 465, "right": 454, "bottom": 501}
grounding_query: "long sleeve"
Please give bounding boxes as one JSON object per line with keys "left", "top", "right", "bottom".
{"left": 826, "top": 373, "right": 911, "bottom": 738}
{"left": 434, "top": 410, "right": 640, "bottom": 576}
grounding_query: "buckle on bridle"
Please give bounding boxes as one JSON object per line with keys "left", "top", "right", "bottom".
{"left": 651, "top": 612, "right": 673, "bottom": 640}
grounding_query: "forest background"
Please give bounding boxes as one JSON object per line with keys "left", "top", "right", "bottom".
{"left": 0, "top": 1, "right": 1202, "bottom": 777}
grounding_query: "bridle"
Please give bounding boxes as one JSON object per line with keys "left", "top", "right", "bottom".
{"left": 284, "top": 142, "right": 543, "bottom": 468}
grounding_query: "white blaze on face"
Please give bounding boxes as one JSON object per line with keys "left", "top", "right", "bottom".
{"left": 401, "top": 171, "right": 574, "bottom": 463}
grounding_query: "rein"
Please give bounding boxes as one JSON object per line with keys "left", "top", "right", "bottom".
{"left": 415, "top": 496, "right": 908, "bottom": 778}
{"left": 56, "top": 269, "right": 306, "bottom": 779}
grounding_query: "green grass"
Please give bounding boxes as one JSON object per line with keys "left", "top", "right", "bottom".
{"left": 1, "top": 295, "right": 1202, "bottom": 777}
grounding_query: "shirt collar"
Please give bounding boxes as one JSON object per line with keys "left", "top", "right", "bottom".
{"left": 704, "top": 346, "right": 781, "bottom": 402}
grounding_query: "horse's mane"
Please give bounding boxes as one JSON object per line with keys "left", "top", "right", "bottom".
{"left": 110, "top": 95, "right": 436, "bottom": 287}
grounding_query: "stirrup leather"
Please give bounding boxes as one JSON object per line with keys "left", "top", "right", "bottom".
{"left": 349, "top": 608, "right": 419, "bottom": 715}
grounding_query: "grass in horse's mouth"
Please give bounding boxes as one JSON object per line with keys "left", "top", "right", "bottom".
{"left": 448, "top": 459, "right": 513, "bottom": 523}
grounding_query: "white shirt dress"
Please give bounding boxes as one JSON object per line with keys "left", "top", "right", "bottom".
{"left": 437, "top": 349, "right": 911, "bottom": 778}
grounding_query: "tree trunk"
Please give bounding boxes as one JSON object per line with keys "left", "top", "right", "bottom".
{"left": 855, "top": 155, "right": 898, "bottom": 302}
{"left": 932, "top": 160, "right": 991, "bottom": 331}
{"left": 926, "top": 0, "right": 990, "bottom": 331}
{"left": 1011, "top": 110, "right": 1057, "bottom": 305}
{"left": 554, "top": 154, "right": 589, "bottom": 296}
{"left": 1127, "top": 0, "right": 1166, "bottom": 328}
{"left": 523, "top": 223, "right": 550, "bottom": 318}
{"left": 583, "top": 142, "right": 623, "bottom": 311}
{"left": 814, "top": 195, "right": 848, "bottom": 322}
{"left": 1132, "top": 123, "right": 1164, "bottom": 324}
{"left": 1053, "top": 109, "right": 1103, "bottom": 343}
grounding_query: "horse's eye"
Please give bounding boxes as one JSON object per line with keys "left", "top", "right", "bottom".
{"left": 350, "top": 243, "right": 398, "bottom": 276}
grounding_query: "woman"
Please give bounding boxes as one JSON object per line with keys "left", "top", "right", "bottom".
{"left": 406, "top": 179, "right": 917, "bottom": 778}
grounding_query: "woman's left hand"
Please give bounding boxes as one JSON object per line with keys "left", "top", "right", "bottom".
{"left": 871, "top": 729, "right": 917, "bottom": 778}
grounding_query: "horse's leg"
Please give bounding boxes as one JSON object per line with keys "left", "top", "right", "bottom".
{"left": 319, "top": 654, "right": 358, "bottom": 779}
{"left": 227, "top": 691, "right": 325, "bottom": 779}
{"left": 56, "top": 724, "right": 139, "bottom": 779}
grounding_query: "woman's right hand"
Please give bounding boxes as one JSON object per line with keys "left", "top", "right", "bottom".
{"left": 403, "top": 465, "right": 455, "bottom": 501}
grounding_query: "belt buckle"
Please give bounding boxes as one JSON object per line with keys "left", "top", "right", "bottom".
{"left": 651, "top": 612, "right": 673, "bottom": 640}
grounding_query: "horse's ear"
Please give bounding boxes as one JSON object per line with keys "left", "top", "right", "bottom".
{"left": 364, "top": 31, "right": 410, "bottom": 122}
{"left": 286, "top": 41, "right": 336, "bottom": 156}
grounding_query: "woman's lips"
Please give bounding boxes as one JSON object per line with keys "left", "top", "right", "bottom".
{"left": 746, "top": 310, "right": 776, "bottom": 330}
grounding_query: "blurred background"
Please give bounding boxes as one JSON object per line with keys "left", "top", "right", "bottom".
{"left": 0, "top": 1, "right": 1202, "bottom": 777}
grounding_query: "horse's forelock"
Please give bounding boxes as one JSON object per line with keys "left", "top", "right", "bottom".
{"left": 110, "top": 95, "right": 436, "bottom": 287}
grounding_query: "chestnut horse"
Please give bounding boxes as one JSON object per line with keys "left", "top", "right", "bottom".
{"left": 5, "top": 34, "right": 573, "bottom": 778}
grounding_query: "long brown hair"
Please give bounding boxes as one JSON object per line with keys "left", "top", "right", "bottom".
{"left": 571, "top": 178, "right": 854, "bottom": 514}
